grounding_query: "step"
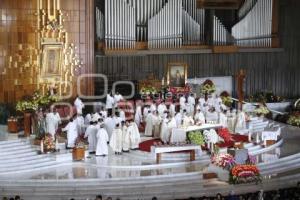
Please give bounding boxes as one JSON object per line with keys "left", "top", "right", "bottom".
{"left": 0, "top": 148, "right": 36, "bottom": 157}
{"left": 0, "top": 160, "right": 59, "bottom": 174}
{"left": 0, "top": 157, "right": 53, "bottom": 168}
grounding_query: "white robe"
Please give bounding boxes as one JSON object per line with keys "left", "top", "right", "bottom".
{"left": 169, "top": 104, "right": 176, "bottom": 117}
{"left": 105, "top": 94, "right": 115, "bottom": 109}
{"left": 175, "top": 112, "right": 183, "bottom": 127}
{"left": 179, "top": 96, "right": 186, "bottom": 111}
{"left": 160, "top": 118, "right": 170, "bottom": 143}
{"left": 45, "top": 112, "right": 61, "bottom": 137}
{"left": 119, "top": 110, "right": 126, "bottom": 121}
{"left": 109, "top": 128, "right": 123, "bottom": 153}
{"left": 198, "top": 97, "right": 206, "bottom": 109}
{"left": 100, "top": 110, "right": 107, "bottom": 119}
{"left": 113, "top": 116, "right": 123, "bottom": 126}
{"left": 96, "top": 128, "right": 109, "bottom": 156}
{"left": 122, "top": 125, "right": 130, "bottom": 151}
{"left": 84, "top": 124, "right": 98, "bottom": 152}
{"left": 235, "top": 112, "right": 246, "bottom": 131}
{"left": 134, "top": 105, "right": 143, "bottom": 126}
{"left": 128, "top": 122, "right": 141, "bottom": 149}
{"left": 194, "top": 112, "right": 205, "bottom": 125}
{"left": 150, "top": 104, "right": 157, "bottom": 112}
{"left": 152, "top": 114, "right": 161, "bottom": 138}
{"left": 187, "top": 96, "right": 196, "bottom": 116}
{"left": 104, "top": 117, "right": 115, "bottom": 138}
{"left": 219, "top": 112, "right": 228, "bottom": 128}
{"left": 157, "top": 104, "right": 167, "bottom": 117}
{"left": 144, "top": 113, "right": 154, "bottom": 136}
{"left": 206, "top": 111, "right": 219, "bottom": 123}
{"left": 74, "top": 97, "right": 85, "bottom": 115}
{"left": 75, "top": 116, "right": 85, "bottom": 134}
{"left": 92, "top": 113, "right": 101, "bottom": 122}
{"left": 84, "top": 114, "right": 92, "bottom": 125}
{"left": 114, "top": 94, "right": 123, "bottom": 105}
{"left": 62, "top": 121, "right": 78, "bottom": 148}
{"left": 183, "top": 115, "right": 194, "bottom": 127}
{"left": 143, "top": 107, "right": 150, "bottom": 120}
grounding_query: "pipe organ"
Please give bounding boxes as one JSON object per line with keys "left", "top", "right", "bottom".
{"left": 238, "top": 0, "right": 258, "bottom": 19}
{"left": 104, "top": 0, "right": 136, "bottom": 50}
{"left": 213, "top": 15, "right": 235, "bottom": 45}
{"left": 232, "top": 0, "right": 274, "bottom": 47}
{"left": 96, "top": 7, "right": 105, "bottom": 41}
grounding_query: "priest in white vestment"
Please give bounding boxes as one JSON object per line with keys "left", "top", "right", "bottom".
{"left": 96, "top": 123, "right": 109, "bottom": 156}
{"left": 219, "top": 110, "right": 228, "bottom": 128}
{"left": 74, "top": 114, "right": 85, "bottom": 135}
{"left": 205, "top": 107, "right": 219, "bottom": 123}
{"left": 183, "top": 113, "right": 194, "bottom": 127}
{"left": 62, "top": 118, "right": 78, "bottom": 148}
{"left": 175, "top": 111, "right": 183, "bottom": 127}
{"left": 143, "top": 105, "right": 150, "bottom": 121}
{"left": 144, "top": 110, "right": 154, "bottom": 136}
{"left": 194, "top": 109, "right": 205, "bottom": 125}
{"left": 157, "top": 101, "right": 167, "bottom": 117}
{"left": 84, "top": 113, "right": 92, "bottom": 126}
{"left": 235, "top": 111, "right": 247, "bottom": 132}
{"left": 169, "top": 101, "right": 176, "bottom": 117}
{"left": 187, "top": 93, "right": 196, "bottom": 116}
{"left": 128, "top": 121, "right": 141, "bottom": 149}
{"left": 104, "top": 115, "right": 115, "bottom": 138}
{"left": 152, "top": 111, "right": 161, "bottom": 138}
{"left": 114, "top": 92, "right": 123, "bottom": 106}
{"left": 109, "top": 124, "right": 123, "bottom": 154}
{"left": 150, "top": 101, "right": 157, "bottom": 112}
{"left": 119, "top": 108, "right": 126, "bottom": 122}
{"left": 74, "top": 96, "right": 85, "bottom": 115}
{"left": 134, "top": 104, "right": 143, "bottom": 126}
{"left": 45, "top": 109, "right": 61, "bottom": 138}
{"left": 122, "top": 122, "right": 130, "bottom": 152}
{"left": 179, "top": 95, "right": 186, "bottom": 112}
{"left": 105, "top": 93, "right": 115, "bottom": 115}
{"left": 84, "top": 121, "right": 98, "bottom": 153}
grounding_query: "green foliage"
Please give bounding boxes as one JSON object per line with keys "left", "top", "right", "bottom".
{"left": 188, "top": 131, "right": 205, "bottom": 145}
{"left": 287, "top": 114, "right": 300, "bottom": 127}
{"left": 247, "top": 91, "right": 283, "bottom": 103}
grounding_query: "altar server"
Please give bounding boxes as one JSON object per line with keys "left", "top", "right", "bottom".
{"left": 84, "top": 121, "right": 98, "bottom": 153}
{"left": 134, "top": 104, "right": 143, "bottom": 126}
{"left": 122, "top": 121, "right": 130, "bottom": 152}
{"left": 187, "top": 93, "right": 196, "bottom": 116}
{"left": 194, "top": 109, "right": 205, "bottom": 125}
{"left": 96, "top": 123, "right": 109, "bottom": 156}
{"left": 109, "top": 123, "right": 123, "bottom": 154}
{"left": 105, "top": 92, "right": 115, "bottom": 116}
{"left": 104, "top": 115, "right": 115, "bottom": 138}
{"left": 128, "top": 120, "right": 141, "bottom": 149}
{"left": 62, "top": 117, "right": 78, "bottom": 148}
{"left": 45, "top": 108, "right": 61, "bottom": 138}
{"left": 157, "top": 100, "right": 167, "bottom": 117}
{"left": 74, "top": 96, "right": 85, "bottom": 115}
{"left": 145, "top": 110, "right": 154, "bottom": 136}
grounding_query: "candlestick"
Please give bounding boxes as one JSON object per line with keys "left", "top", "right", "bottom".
{"left": 41, "top": 139, "right": 44, "bottom": 153}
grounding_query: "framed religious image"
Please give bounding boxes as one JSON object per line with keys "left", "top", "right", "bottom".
{"left": 41, "top": 43, "right": 63, "bottom": 78}
{"left": 167, "top": 63, "right": 188, "bottom": 88}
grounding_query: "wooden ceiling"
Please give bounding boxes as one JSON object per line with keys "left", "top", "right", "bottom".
{"left": 196, "top": 0, "right": 244, "bottom": 10}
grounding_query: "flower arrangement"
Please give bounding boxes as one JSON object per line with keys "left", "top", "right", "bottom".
{"left": 230, "top": 165, "right": 261, "bottom": 184}
{"left": 247, "top": 91, "right": 283, "bottom": 103}
{"left": 139, "top": 86, "right": 158, "bottom": 95}
{"left": 217, "top": 128, "right": 232, "bottom": 143}
{"left": 287, "top": 113, "right": 300, "bottom": 127}
{"left": 200, "top": 79, "right": 216, "bottom": 95}
{"left": 211, "top": 153, "right": 236, "bottom": 170}
{"left": 188, "top": 131, "right": 205, "bottom": 146}
{"left": 43, "top": 134, "right": 55, "bottom": 152}
{"left": 254, "top": 106, "right": 270, "bottom": 116}
{"left": 74, "top": 136, "right": 86, "bottom": 149}
{"left": 220, "top": 91, "right": 233, "bottom": 107}
{"left": 16, "top": 91, "right": 59, "bottom": 113}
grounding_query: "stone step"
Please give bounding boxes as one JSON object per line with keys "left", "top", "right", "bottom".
{"left": 0, "top": 154, "right": 52, "bottom": 164}
{"left": 0, "top": 139, "right": 25, "bottom": 145}
{"left": 0, "top": 160, "right": 59, "bottom": 174}
{"left": 0, "top": 144, "right": 34, "bottom": 152}
{"left": 0, "top": 148, "right": 35, "bottom": 157}
{"left": 0, "top": 157, "right": 53, "bottom": 168}
{"left": 0, "top": 142, "right": 30, "bottom": 149}
{"left": 0, "top": 151, "right": 38, "bottom": 160}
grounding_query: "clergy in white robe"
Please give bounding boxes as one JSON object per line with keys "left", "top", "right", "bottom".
{"left": 169, "top": 102, "right": 176, "bottom": 117}
{"left": 134, "top": 105, "right": 143, "bottom": 126}
{"left": 144, "top": 111, "right": 154, "bottom": 136}
{"left": 104, "top": 116, "right": 115, "bottom": 138}
{"left": 84, "top": 122, "right": 98, "bottom": 153}
{"left": 122, "top": 122, "right": 130, "bottom": 152}
{"left": 219, "top": 111, "right": 228, "bottom": 128}
{"left": 74, "top": 97, "right": 85, "bottom": 115}
{"left": 179, "top": 96, "right": 186, "bottom": 112}
{"left": 157, "top": 102, "right": 167, "bottom": 117}
{"left": 235, "top": 111, "right": 247, "bottom": 132}
{"left": 187, "top": 94, "right": 196, "bottom": 116}
{"left": 84, "top": 113, "right": 92, "bottom": 126}
{"left": 128, "top": 121, "right": 141, "bottom": 149}
{"left": 62, "top": 119, "right": 78, "bottom": 148}
{"left": 114, "top": 92, "right": 123, "bottom": 106}
{"left": 143, "top": 106, "right": 150, "bottom": 121}
{"left": 100, "top": 109, "right": 107, "bottom": 119}
{"left": 109, "top": 124, "right": 123, "bottom": 154}
{"left": 175, "top": 112, "right": 183, "bottom": 127}
{"left": 119, "top": 109, "right": 126, "bottom": 122}
{"left": 45, "top": 110, "right": 61, "bottom": 138}
{"left": 198, "top": 96, "right": 206, "bottom": 110}
{"left": 207, "top": 95, "right": 214, "bottom": 108}
{"left": 74, "top": 114, "right": 85, "bottom": 135}
{"left": 194, "top": 109, "right": 205, "bottom": 125}
{"left": 96, "top": 124, "right": 109, "bottom": 156}
{"left": 205, "top": 107, "right": 219, "bottom": 123}
{"left": 160, "top": 117, "right": 169, "bottom": 143}
{"left": 152, "top": 111, "right": 161, "bottom": 138}
{"left": 105, "top": 93, "right": 115, "bottom": 115}
{"left": 183, "top": 114, "right": 194, "bottom": 127}
{"left": 150, "top": 102, "right": 157, "bottom": 112}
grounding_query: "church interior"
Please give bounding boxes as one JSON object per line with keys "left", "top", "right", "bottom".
{"left": 0, "top": 0, "right": 300, "bottom": 199}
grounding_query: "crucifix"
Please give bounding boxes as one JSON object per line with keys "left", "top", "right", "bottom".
{"left": 236, "top": 69, "right": 246, "bottom": 111}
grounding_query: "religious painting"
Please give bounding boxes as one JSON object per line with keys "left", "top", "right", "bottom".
{"left": 41, "top": 44, "right": 63, "bottom": 78}
{"left": 167, "top": 63, "right": 188, "bottom": 88}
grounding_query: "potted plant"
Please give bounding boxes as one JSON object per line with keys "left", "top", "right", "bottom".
{"left": 43, "top": 133, "right": 56, "bottom": 153}
{"left": 254, "top": 105, "right": 270, "bottom": 117}
{"left": 188, "top": 131, "right": 205, "bottom": 146}
{"left": 72, "top": 137, "right": 86, "bottom": 161}
{"left": 199, "top": 79, "right": 216, "bottom": 100}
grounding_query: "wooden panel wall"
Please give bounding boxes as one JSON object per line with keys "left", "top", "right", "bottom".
{"left": 95, "top": 0, "right": 300, "bottom": 98}
{"left": 0, "top": 0, "right": 94, "bottom": 103}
